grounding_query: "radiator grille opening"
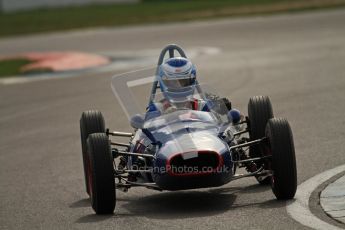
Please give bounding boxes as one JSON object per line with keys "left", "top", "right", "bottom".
{"left": 169, "top": 151, "right": 220, "bottom": 175}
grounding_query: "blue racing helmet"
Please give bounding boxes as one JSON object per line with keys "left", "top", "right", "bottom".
{"left": 158, "top": 57, "right": 197, "bottom": 103}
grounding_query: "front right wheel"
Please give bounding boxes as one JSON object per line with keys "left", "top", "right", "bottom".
{"left": 266, "top": 118, "right": 297, "bottom": 200}
{"left": 80, "top": 110, "right": 105, "bottom": 195}
{"left": 248, "top": 95, "right": 274, "bottom": 185}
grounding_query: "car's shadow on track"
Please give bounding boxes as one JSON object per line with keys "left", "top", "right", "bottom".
{"left": 74, "top": 183, "right": 286, "bottom": 223}
{"left": 70, "top": 198, "right": 90, "bottom": 208}
{"left": 123, "top": 189, "right": 237, "bottom": 219}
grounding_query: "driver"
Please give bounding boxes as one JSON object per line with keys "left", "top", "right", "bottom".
{"left": 146, "top": 57, "right": 209, "bottom": 115}
{"left": 146, "top": 57, "right": 243, "bottom": 124}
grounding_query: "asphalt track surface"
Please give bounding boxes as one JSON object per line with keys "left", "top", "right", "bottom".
{"left": 1, "top": 8, "right": 345, "bottom": 230}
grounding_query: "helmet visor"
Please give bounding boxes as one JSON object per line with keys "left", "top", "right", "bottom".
{"left": 162, "top": 77, "right": 195, "bottom": 90}
{"left": 164, "top": 85, "right": 195, "bottom": 103}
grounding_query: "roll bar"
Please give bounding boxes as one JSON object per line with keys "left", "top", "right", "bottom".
{"left": 157, "top": 44, "right": 187, "bottom": 65}
{"left": 149, "top": 44, "right": 188, "bottom": 104}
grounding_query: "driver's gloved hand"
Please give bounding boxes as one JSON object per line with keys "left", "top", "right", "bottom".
{"left": 228, "top": 109, "right": 242, "bottom": 124}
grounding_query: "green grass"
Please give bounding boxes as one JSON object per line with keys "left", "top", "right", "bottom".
{"left": 0, "top": 59, "right": 32, "bottom": 77}
{"left": 0, "top": 59, "right": 53, "bottom": 77}
{"left": 0, "top": 0, "right": 344, "bottom": 37}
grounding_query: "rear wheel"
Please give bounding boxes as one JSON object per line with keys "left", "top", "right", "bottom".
{"left": 248, "top": 96, "right": 273, "bottom": 184}
{"left": 80, "top": 110, "right": 105, "bottom": 195}
{"left": 266, "top": 118, "right": 297, "bottom": 200}
{"left": 87, "top": 133, "right": 116, "bottom": 214}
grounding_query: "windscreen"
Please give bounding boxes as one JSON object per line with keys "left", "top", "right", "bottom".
{"left": 111, "top": 66, "right": 230, "bottom": 127}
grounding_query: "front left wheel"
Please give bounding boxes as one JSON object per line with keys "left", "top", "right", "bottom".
{"left": 87, "top": 133, "right": 116, "bottom": 214}
{"left": 266, "top": 118, "right": 297, "bottom": 200}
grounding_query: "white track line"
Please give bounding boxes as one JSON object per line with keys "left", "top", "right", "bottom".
{"left": 286, "top": 164, "right": 345, "bottom": 230}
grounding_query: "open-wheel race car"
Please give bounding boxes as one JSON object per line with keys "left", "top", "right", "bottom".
{"left": 80, "top": 44, "right": 297, "bottom": 214}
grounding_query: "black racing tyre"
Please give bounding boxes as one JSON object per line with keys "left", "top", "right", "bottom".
{"left": 248, "top": 96, "right": 273, "bottom": 185}
{"left": 80, "top": 110, "right": 105, "bottom": 195}
{"left": 87, "top": 133, "right": 116, "bottom": 214}
{"left": 266, "top": 118, "right": 297, "bottom": 200}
